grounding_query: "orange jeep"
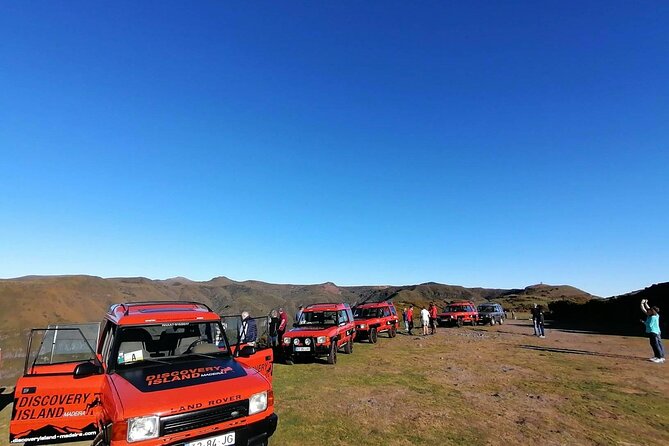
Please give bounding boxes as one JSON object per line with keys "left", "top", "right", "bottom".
{"left": 9, "top": 301, "right": 277, "bottom": 446}
{"left": 352, "top": 302, "right": 399, "bottom": 343}
{"left": 436, "top": 301, "right": 479, "bottom": 327}
{"left": 282, "top": 303, "right": 355, "bottom": 365}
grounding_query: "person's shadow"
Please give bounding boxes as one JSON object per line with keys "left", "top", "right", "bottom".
{"left": 0, "top": 387, "right": 14, "bottom": 412}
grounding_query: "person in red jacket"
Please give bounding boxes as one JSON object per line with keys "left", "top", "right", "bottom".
{"left": 278, "top": 307, "right": 288, "bottom": 340}
{"left": 429, "top": 303, "right": 438, "bottom": 335}
{"left": 406, "top": 305, "right": 414, "bottom": 335}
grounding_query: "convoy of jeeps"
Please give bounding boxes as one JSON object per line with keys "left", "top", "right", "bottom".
{"left": 8, "top": 298, "right": 505, "bottom": 445}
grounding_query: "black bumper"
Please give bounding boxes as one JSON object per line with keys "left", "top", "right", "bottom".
{"left": 171, "top": 413, "right": 278, "bottom": 446}
{"left": 284, "top": 346, "right": 329, "bottom": 357}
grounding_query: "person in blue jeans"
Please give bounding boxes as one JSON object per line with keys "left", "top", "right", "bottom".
{"left": 641, "top": 299, "right": 664, "bottom": 363}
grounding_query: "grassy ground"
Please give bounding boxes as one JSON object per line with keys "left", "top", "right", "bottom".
{"left": 271, "top": 319, "right": 668, "bottom": 446}
{"left": 2, "top": 320, "right": 667, "bottom": 445}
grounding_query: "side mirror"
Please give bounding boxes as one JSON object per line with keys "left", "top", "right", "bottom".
{"left": 74, "top": 361, "right": 103, "bottom": 379}
{"left": 238, "top": 345, "right": 256, "bottom": 358}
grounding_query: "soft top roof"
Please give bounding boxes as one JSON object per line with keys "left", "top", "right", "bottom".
{"left": 106, "top": 301, "right": 220, "bottom": 325}
{"left": 304, "top": 302, "right": 350, "bottom": 312}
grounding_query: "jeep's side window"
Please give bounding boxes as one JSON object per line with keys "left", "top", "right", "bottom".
{"left": 390, "top": 306, "right": 397, "bottom": 316}
{"left": 338, "top": 310, "right": 348, "bottom": 324}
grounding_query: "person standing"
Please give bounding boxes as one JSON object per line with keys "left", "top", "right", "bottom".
{"left": 268, "top": 309, "right": 280, "bottom": 347}
{"left": 420, "top": 307, "right": 430, "bottom": 336}
{"left": 402, "top": 308, "right": 409, "bottom": 332}
{"left": 641, "top": 299, "right": 665, "bottom": 363}
{"left": 406, "top": 306, "right": 414, "bottom": 335}
{"left": 239, "top": 311, "right": 258, "bottom": 345}
{"left": 429, "top": 303, "right": 438, "bottom": 335}
{"left": 531, "top": 304, "right": 540, "bottom": 336}
{"left": 536, "top": 305, "right": 546, "bottom": 338}
{"left": 295, "top": 305, "right": 304, "bottom": 324}
{"left": 278, "top": 308, "right": 288, "bottom": 341}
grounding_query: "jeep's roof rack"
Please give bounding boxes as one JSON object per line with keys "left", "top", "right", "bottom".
{"left": 108, "top": 301, "right": 213, "bottom": 315}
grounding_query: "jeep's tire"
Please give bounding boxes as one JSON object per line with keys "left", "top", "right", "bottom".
{"left": 344, "top": 339, "right": 353, "bottom": 354}
{"left": 456, "top": 318, "right": 463, "bottom": 328}
{"left": 285, "top": 357, "right": 294, "bottom": 365}
{"left": 499, "top": 317, "right": 504, "bottom": 325}
{"left": 490, "top": 318, "right": 495, "bottom": 326}
{"left": 327, "top": 342, "right": 337, "bottom": 364}
{"left": 369, "top": 327, "right": 378, "bottom": 343}
{"left": 390, "top": 326, "right": 397, "bottom": 338}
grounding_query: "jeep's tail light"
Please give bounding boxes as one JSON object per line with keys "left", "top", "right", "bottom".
{"left": 249, "top": 391, "right": 268, "bottom": 415}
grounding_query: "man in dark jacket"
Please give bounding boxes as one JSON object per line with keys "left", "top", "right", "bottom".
{"left": 240, "top": 311, "right": 258, "bottom": 345}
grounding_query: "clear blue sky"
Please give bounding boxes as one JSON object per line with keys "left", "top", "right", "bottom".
{"left": 1, "top": 1, "right": 667, "bottom": 296}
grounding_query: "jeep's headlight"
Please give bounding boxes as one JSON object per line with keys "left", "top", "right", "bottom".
{"left": 283, "top": 337, "right": 291, "bottom": 345}
{"left": 358, "top": 324, "right": 366, "bottom": 329}
{"left": 249, "top": 391, "right": 268, "bottom": 415}
{"left": 316, "top": 336, "right": 326, "bottom": 344}
{"left": 127, "top": 415, "right": 159, "bottom": 442}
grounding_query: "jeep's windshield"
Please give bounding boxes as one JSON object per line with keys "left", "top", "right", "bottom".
{"left": 444, "top": 305, "right": 471, "bottom": 313}
{"left": 297, "top": 311, "right": 337, "bottom": 326}
{"left": 353, "top": 308, "right": 381, "bottom": 319}
{"left": 111, "top": 321, "right": 230, "bottom": 370}
{"left": 478, "top": 306, "right": 496, "bottom": 312}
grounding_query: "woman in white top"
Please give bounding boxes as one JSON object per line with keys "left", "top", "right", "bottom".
{"left": 420, "top": 307, "right": 430, "bottom": 335}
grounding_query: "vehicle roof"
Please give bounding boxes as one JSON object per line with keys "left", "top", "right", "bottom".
{"left": 106, "top": 301, "right": 220, "bottom": 325}
{"left": 304, "top": 303, "right": 350, "bottom": 312}
{"left": 356, "top": 302, "right": 393, "bottom": 309}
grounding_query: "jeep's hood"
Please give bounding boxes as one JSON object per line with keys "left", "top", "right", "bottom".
{"left": 354, "top": 317, "right": 380, "bottom": 324}
{"left": 110, "top": 357, "right": 269, "bottom": 419}
{"left": 286, "top": 326, "right": 337, "bottom": 335}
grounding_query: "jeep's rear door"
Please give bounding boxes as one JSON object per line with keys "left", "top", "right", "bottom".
{"left": 10, "top": 324, "right": 105, "bottom": 446}
{"left": 220, "top": 315, "right": 274, "bottom": 383}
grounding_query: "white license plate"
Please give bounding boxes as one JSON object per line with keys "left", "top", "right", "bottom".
{"left": 185, "top": 432, "right": 235, "bottom": 446}
{"left": 294, "top": 346, "right": 311, "bottom": 352}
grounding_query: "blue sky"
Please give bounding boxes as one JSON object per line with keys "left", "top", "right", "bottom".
{"left": 1, "top": 1, "right": 667, "bottom": 296}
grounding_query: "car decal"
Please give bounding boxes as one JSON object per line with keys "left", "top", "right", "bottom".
{"left": 116, "top": 358, "right": 247, "bottom": 392}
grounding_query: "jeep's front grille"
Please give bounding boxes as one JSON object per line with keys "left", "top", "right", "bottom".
{"left": 160, "top": 400, "right": 249, "bottom": 435}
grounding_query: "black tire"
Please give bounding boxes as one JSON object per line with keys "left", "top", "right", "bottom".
{"left": 390, "top": 326, "right": 397, "bottom": 338}
{"left": 285, "top": 357, "right": 294, "bottom": 365}
{"left": 327, "top": 342, "right": 337, "bottom": 364}
{"left": 499, "top": 317, "right": 504, "bottom": 325}
{"left": 456, "top": 318, "right": 463, "bottom": 328}
{"left": 490, "top": 318, "right": 495, "bottom": 326}
{"left": 344, "top": 338, "right": 353, "bottom": 354}
{"left": 369, "top": 327, "right": 378, "bottom": 343}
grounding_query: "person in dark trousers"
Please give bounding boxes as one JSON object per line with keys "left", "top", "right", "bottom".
{"left": 268, "top": 309, "right": 280, "bottom": 347}
{"left": 535, "top": 305, "right": 545, "bottom": 338}
{"left": 278, "top": 308, "right": 288, "bottom": 341}
{"left": 531, "top": 304, "right": 540, "bottom": 336}
{"left": 429, "top": 303, "right": 438, "bottom": 335}
{"left": 641, "top": 299, "right": 665, "bottom": 363}
{"left": 406, "top": 305, "right": 414, "bottom": 335}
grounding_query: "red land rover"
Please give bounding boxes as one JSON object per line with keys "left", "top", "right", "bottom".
{"left": 282, "top": 303, "right": 355, "bottom": 365}
{"left": 9, "top": 301, "right": 277, "bottom": 446}
{"left": 436, "top": 301, "right": 479, "bottom": 327}
{"left": 352, "top": 302, "right": 399, "bottom": 343}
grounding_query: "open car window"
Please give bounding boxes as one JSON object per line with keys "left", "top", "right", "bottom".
{"left": 25, "top": 324, "right": 100, "bottom": 373}
{"left": 220, "top": 315, "right": 271, "bottom": 350}
{"left": 111, "top": 321, "right": 230, "bottom": 369}
{"left": 298, "top": 311, "right": 338, "bottom": 326}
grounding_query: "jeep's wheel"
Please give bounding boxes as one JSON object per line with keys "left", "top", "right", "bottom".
{"left": 344, "top": 339, "right": 353, "bottom": 354}
{"left": 456, "top": 318, "right": 463, "bottom": 328}
{"left": 327, "top": 343, "right": 337, "bottom": 364}
{"left": 490, "top": 318, "right": 495, "bottom": 326}
{"left": 369, "top": 327, "right": 378, "bottom": 343}
{"left": 285, "top": 357, "right": 294, "bottom": 365}
{"left": 390, "top": 326, "right": 397, "bottom": 338}
{"left": 499, "top": 317, "right": 504, "bottom": 325}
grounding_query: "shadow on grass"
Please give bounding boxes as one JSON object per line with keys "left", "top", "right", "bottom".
{"left": 0, "top": 387, "right": 14, "bottom": 412}
{"left": 519, "top": 344, "right": 646, "bottom": 361}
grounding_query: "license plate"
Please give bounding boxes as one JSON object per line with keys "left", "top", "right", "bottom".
{"left": 294, "top": 346, "right": 311, "bottom": 352}
{"left": 185, "top": 432, "right": 235, "bottom": 446}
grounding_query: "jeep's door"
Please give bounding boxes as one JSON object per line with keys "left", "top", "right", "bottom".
{"left": 10, "top": 324, "right": 105, "bottom": 446}
{"left": 220, "top": 315, "right": 273, "bottom": 383}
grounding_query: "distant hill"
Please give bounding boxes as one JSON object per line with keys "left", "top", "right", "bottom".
{"left": 548, "top": 282, "right": 669, "bottom": 336}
